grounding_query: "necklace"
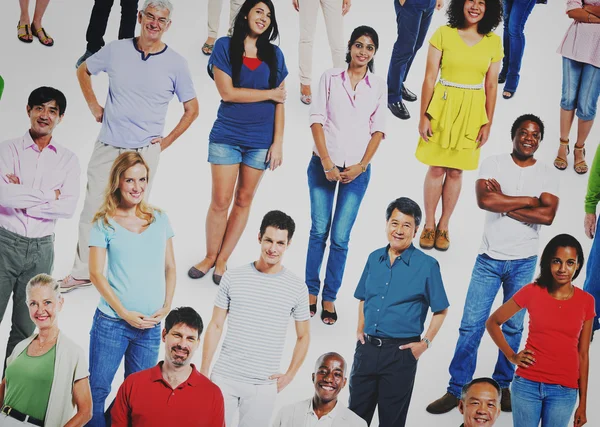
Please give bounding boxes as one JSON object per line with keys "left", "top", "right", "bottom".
{"left": 556, "top": 285, "right": 574, "bottom": 308}
{"left": 36, "top": 330, "right": 59, "bottom": 349}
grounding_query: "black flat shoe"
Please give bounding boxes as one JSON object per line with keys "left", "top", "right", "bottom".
{"left": 321, "top": 302, "right": 338, "bottom": 325}
{"left": 388, "top": 101, "right": 410, "bottom": 120}
{"left": 401, "top": 86, "right": 418, "bottom": 102}
{"left": 212, "top": 267, "right": 227, "bottom": 285}
{"left": 188, "top": 266, "right": 207, "bottom": 279}
{"left": 498, "top": 75, "right": 507, "bottom": 84}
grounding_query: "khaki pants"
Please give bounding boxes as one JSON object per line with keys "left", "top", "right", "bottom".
{"left": 299, "top": 0, "right": 346, "bottom": 85}
{"left": 207, "top": 0, "right": 245, "bottom": 39}
{"left": 70, "top": 141, "right": 161, "bottom": 280}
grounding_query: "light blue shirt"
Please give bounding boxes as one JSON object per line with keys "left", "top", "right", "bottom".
{"left": 89, "top": 210, "right": 174, "bottom": 318}
{"left": 86, "top": 39, "right": 196, "bottom": 149}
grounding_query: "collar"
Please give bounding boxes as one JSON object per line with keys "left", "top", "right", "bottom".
{"left": 150, "top": 362, "right": 203, "bottom": 388}
{"left": 23, "top": 131, "right": 57, "bottom": 153}
{"left": 132, "top": 37, "right": 168, "bottom": 61}
{"left": 331, "top": 68, "right": 373, "bottom": 88}
{"left": 378, "top": 244, "right": 415, "bottom": 266}
{"left": 307, "top": 399, "right": 338, "bottom": 419}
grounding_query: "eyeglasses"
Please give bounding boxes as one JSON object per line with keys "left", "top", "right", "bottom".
{"left": 142, "top": 11, "right": 170, "bottom": 26}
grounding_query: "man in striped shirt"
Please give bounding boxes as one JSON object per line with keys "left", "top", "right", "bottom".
{"left": 201, "top": 210, "right": 311, "bottom": 427}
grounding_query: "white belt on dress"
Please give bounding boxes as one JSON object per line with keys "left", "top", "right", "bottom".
{"left": 439, "top": 78, "right": 484, "bottom": 90}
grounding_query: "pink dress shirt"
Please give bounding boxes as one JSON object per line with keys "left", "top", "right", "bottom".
{"left": 0, "top": 132, "right": 80, "bottom": 238}
{"left": 558, "top": 0, "right": 600, "bottom": 68}
{"left": 309, "top": 68, "right": 387, "bottom": 167}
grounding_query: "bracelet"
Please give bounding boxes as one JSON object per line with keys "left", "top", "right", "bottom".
{"left": 324, "top": 166, "right": 336, "bottom": 173}
{"left": 359, "top": 162, "right": 367, "bottom": 173}
{"left": 422, "top": 337, "right": 431, "bottom": 348}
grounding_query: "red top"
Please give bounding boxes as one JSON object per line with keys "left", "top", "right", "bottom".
{"left": 243, "top": 56, "right": 263, "bottom": 71}
{"left": 513, "top": 284, "right": 595, "bottom": 388}
{"left": 111, "top": 363, "right": 225, "bottom": 427}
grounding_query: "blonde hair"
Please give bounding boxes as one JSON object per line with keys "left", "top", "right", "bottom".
{"left": 92, "top": 152, "right": 158, "bottom": 229}
{"left": 26, "top": 274, "right": 62, "bottom": 301}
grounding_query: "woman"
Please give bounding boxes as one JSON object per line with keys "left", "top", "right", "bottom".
{"left": 499, "top": 0, "right": 537, "bottom": 99}
{"left": 553, "top": 1, "right": 600, "bottom": 175}
{"left": 0, "top": 274, "right": 92, "bottom": 426}
{"left": 189, "top": 0, "right": 287, "bottom": 285}
{"left": 202, "top": 0, "right": 243, "bottom": 55}
{"left": 417, "top": 0, "right": 503, "bottom": 251}
{"left": 88, "top": 152, "right": 175, "bottom": 426}
{"left": 17, "top": 0, "right": 53, "bottom": 46}
{"left": 294, "top": 0, "right": 351, "bottom": 104}
{"left": 306, "top": 26, "right": 385, "bottom": 324}
{"left": 486, "top": 234, "right": 594, "bottom": 427}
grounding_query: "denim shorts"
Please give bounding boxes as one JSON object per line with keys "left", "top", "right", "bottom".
{"left": 208, "top": 141, "right": 270, "bottom": 170}
{"left": 560, "top": 57, "right": 600, "bottom": 121}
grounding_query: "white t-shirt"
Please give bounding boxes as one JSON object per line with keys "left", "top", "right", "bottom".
{"left": 478, "top": 154, "right": 560, "bottom": 260}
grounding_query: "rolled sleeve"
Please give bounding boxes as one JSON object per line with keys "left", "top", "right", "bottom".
{"left": 293, "top": 286, "right": 310, "bottom": 321}
{"left": 369, "top": 82, "right": 387, "bottom": 138}
{"left": 309, "top": 71, "right": 329, "bottom": 126}
{"left": 566, "top": 0, "right": 582, "bottom": 12}
{"left": 214, "top": 273, "right": 231, "bottom": 310}
{"left": 354, "top": 258, "right": 371, "bottom": 301}
{"left": 426, "top": 260, "right": 450, "bottom": 313}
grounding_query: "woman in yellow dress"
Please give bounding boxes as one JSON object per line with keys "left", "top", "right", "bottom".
{"left": 417, "top": 0, "right": 503, "bottom": 251}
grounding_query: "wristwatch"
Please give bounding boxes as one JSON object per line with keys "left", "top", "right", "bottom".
{"left": 421, "top": 337, "right": 431, "bottom": 348}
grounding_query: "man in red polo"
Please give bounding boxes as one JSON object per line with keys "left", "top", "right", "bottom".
{"left": 111, "top": 307, "right": 225, "bottom": 426}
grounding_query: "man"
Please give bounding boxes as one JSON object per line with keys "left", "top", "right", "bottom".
{"left": 458, "top": 378, "right": 502, "bottom": 427}
{"left": 584, "top": 144, "right": 600, "bottom": 339}
{"left": 427, "top": 114, "right": 560, "bottom": 414}
{"left": 61, "top": 0, "right": 199, "bottom": 291}
{"left": 0, "top": 86, "right": 80, "bottom": 365}
{"left": 201, "top": 210, "right": 311, "bottom": 427}
{"left": 76, "top": 0, "right": 139, "bottom": 68}
{"left": 272, "top": 352, "right": 367, "bottom": 427}
{"left": 387, "top": 0, "right": 443, "bottom": 120}
{"left": 111, "top": 307, "right": 225, "bottom": 426}
{"left": 349, "top": 197, "right": 449, "bottom": 427}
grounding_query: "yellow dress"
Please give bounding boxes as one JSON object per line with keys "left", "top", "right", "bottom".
{"left": 415, "top": 25, "right": 503, "bottom": 171}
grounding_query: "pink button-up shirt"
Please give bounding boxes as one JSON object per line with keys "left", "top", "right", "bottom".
{"left": 558, "top": 0, "right": 600, "bottom": 68}
{"left": 0, "top": 132, "right": 80, "bottom": 238}
{"left": 309, "top": 68, "right": 386, "bottom": 167}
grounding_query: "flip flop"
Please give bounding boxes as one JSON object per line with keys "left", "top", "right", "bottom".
{"left": 202, "top": 43, "right": 214, "bottom": 56}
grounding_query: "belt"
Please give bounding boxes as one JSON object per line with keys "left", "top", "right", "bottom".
{"left": 365, "top": 334, "right": 420, "bottom": 347}
{"left": 1, "top": 406, "right": 44, "bottom": 427}
{"left": 439, "top": 78, "right": 484, "bottom": 90}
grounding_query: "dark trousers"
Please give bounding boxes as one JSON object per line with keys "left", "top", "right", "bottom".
{"left": 349, "top": 336, "right": 419, "bottom": 427}
{"left": 86, "top": 0, "right": 139, "bottom": 53}
{"left": 0, "top": 227, "right": 54, "bottom": 372}
{"left": 387, "top": 0, "right": 436, "bottom": 104}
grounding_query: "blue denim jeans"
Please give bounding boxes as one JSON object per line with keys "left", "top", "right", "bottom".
{"left": 447, "top": 254, "right": 537, "bottom": 397}
{"left": 561, "top": 57, "right": 600, "bottom": 121}
{"left": 584, "top": 215, "right": 600, "bottom": 331}
{"left": 501, "top": 0, "right": 536, "bottom": 92}
{"left": 305, "top": 155, "right": 370, "bottom": 302}
{"left": 387, "top": 0, "right": 436, "bottom": 103}
{"left": 88, "top": 309, "right": 161, "bottom": 427}
{"left": 511, "top": 375, "right": 578, "bottom": 427}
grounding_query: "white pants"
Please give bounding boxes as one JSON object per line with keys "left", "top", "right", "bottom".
{"left": 299, "top": 0, "right": 346, "bottom": 85}
{"left": 70, "top": 141, "right": 161, "bottom": 279}
{"left": 0, "top": 413, "right": 38, "bottom": 426}
{"left": 207, "top": 0, "right": 245, "bottom": 38}
{"left": 212, "top": 374, "right": 278, "bottom": 427}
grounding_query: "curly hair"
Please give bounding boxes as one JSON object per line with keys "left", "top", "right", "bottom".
{"left": 510, "top": 114, "right": 544, "bottom": 141}
{"left": 447, "top": 0, "right": 503, "bottom": 35}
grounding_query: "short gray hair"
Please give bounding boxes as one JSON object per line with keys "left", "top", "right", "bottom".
{"left": 142, "top": 0, "right": 174, "bottom": 16}
{"left": 26, "top": 273, "right": 62, "bottom": 301}
{"left": 460, "top": 378, "right": 502, "bottom": 402}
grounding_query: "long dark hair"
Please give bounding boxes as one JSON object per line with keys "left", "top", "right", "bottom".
{"left": 535, "top": 234, "right": 585, "bottom": 289}
{"left": 230, "top": 0, "right": 279, "bottom": 88}
{"left": 447, "top": 0, "right": 502, "bottom": 35}
{"left": 345, "top": 26, "right": 379, "bottom": 73}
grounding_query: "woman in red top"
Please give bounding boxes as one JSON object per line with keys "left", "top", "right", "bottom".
{"left": 486, "top": 234, "right": 594, "bottom": 427}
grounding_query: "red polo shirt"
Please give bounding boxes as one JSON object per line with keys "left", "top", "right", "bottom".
{"left": 111, "top": 362, "right": 225, "bottom": 427}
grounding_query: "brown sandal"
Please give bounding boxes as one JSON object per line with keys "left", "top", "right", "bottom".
{"left": 17, "top": 21, "right": 33, "bottom": 43}
{"left": 31, "top": 23, "right": 54, "bottom": 47}
{"left": 574, "top": 144, "right": 588, "bottom": 175}
{"left": 554, "top": 138, "right": 570, "bottom": 171}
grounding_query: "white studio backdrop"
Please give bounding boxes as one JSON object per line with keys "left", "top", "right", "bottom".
{"left": 0, "top": 1, "right": 598, "bottom": 426}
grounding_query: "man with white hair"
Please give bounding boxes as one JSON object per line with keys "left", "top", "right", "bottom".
{"left": 62, "top": 0, "right": 199, "bottom": 292}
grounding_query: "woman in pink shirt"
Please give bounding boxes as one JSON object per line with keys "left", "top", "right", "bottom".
{"left": 306, "top": 26, "right": 386, "bottom": 324}
{"left": 554, "top": 0, "right": 600, "bottom": 174}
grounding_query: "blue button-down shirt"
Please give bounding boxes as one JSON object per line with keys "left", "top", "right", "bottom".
{"left": 354, "top": 244, "right": 449, "bottom": 338}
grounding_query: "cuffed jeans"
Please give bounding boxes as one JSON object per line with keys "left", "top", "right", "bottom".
{"left": 511, "top": 375, "right": 578, "bottom": 427}
{"left": 305, "top": 155, "right": 370, "bottom": 302}
{"left": 0, "top": 227, "right": 54, "bottom": 373}
{"left": 501, "top": 0, "right": 536, "bottom": 92}
{"left": 561, "top": 57, "right": 600, "bottom": 121}
{"left": 584, "top": 215, "right": 600, "bottom": 331}
{"left": 85, "top": 0, "right": 139, "bottom": 54}
{"left": 447, "top": 254, "right": 537, "bottom": 397}
{"left": 387, "top": 0, "right": 436, "bottom": 104}
{"left": 88, "top": 309, "right": 160, "bottom": 427}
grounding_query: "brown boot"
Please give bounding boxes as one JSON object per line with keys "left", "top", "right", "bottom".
{"left": 434, "top": 229, "right": 450, "bottom": 251}
{"left": 426, "top": 392, "right": 459, "bottom": 414}
{"left": 501, "top": 387, "right": 512, "bottom": 412}
{"left": 419, "top": 228, "right": 435, "bottom": 249}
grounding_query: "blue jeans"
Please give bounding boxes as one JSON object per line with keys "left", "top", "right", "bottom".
{"left": 561, "top": 57, "right": 600, "bottom": 121}
{"left": 447, "top": 254, "right": 537, "bottom": 397}
{"left": 584, "top": 215, "right": 600, "bottom": 331}
{"left": 87, "top": 309, "right": 161, "bottom": 427}
{"left": 305, "top": 155, "right": 370, "bottom": 302}
{"left": 511, "top": 375, "right": 578, "bottom": 427}
{"left": 387, "top": 0, "right": 436, "bottom": 103}
{"left": 501, "top": 0, "right": 536, "bottom": 92}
